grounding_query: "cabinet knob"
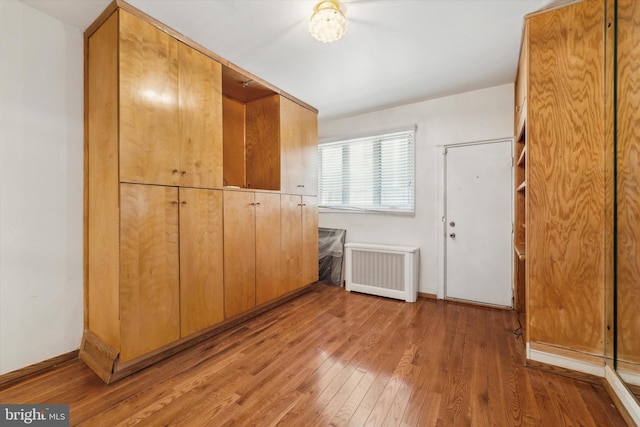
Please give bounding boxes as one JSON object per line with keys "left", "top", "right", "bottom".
{"left": 181, "top": 201, "right": 188, "bottom": 205}
{"left": 181, "top": 170, "right": 188, "bottom": 176}
{"left": 297, "top": 184, "right": 305, "bottom": 188}
{"left": 172, "top": 169, "right": 179, "bottom": 174}
{"left": 255, "top": 202, "right": 261, "bottom": 206}
{"left": 172, "top": 200, "right": 179, "bottom": 205}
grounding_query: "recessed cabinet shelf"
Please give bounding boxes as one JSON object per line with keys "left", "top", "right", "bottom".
{"left": 517, "top": 145, "right": 527, "bottom": 167}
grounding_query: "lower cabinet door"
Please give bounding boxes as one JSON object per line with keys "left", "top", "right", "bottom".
{"left": 119, "top": 183, "right": 180, "bottom": 362}
{"left": 301, "top": 196, "right": 319, "bottom": 285}
{"left": 179, "top": 188, "right": 224, "bottom": 337}
{"left": 255, "top": 192, "right": 282, "bottom": 305}
{"left": 223, "top": 190, "right": 256, "bottom": 318}
{"left": 281, "top": 194, "right": 303, "bottom": 293}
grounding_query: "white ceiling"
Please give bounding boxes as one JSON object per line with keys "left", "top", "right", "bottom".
{"left": 21, "top": 0, "right": 558, "bottom": 120}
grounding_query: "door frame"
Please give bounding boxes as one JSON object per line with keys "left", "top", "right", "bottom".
{"left": 436, "top": 137, "right": 514, "bottom": 302}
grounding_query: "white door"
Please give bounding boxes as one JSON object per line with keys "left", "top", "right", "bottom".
{"left": 445, "top": 140, "right": 513, "bottom": 307}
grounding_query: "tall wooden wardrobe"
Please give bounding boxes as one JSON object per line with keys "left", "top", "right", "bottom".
{"left": 517, "top": 1, "right": 640, "bottom": 418}
{"left": 80, "top": 1, "right": 319, "bottom": 383}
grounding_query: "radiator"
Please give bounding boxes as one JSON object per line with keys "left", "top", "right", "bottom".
{"left": 344, "top": 243, "right": 419, "bottom": 302}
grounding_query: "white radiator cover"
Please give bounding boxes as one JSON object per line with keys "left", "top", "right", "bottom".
{"left": 344, "top": 243, "right": 420, "bottom": 302}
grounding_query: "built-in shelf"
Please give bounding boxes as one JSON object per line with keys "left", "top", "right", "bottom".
{"left": 517, "top": 145, "right": 527, "bottom": 167}
{"left": 515, "top": 243, "right": 526, "bottom": 260}
{"left": 517, "top": 181, "right": 527, "bottom": 193}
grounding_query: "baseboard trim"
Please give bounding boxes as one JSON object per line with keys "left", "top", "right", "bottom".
{"left": 526, "top": 343, "right": 606, "bottom": 378}
{"left": 0, "top": 350, "right": 79, "bottom": 390}
{"left": 605, "top": 365, "right": 640, "bottom": 426}
{"left": 418, "top": 292, "right": 437, "bottom": 300}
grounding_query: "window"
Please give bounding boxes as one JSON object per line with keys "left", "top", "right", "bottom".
{"left": 318, "top": 127, "right": 415, "bottom": 214}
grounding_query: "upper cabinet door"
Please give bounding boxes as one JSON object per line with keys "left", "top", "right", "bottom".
{"left": 178, "top": 44, "right": 223, "bottom": 189}
{"left": 120, "top": 11, "right": 180, "bottom": 185}
{"left": 119, "top": 10, "right": 180, "bottom": 186}
{"left": 280, "top": 97, "right": 318, "bottom": 196}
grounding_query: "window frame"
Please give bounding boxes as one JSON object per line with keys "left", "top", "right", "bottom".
{"left": 318, "top": 126, "right": 416, "bottom": 216}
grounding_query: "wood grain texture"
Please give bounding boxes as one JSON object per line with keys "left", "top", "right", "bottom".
{"left": 179, "top": 188, "right": 224, "bottom": 337}
{"left": 222, "top": 96, "right": 246, "bottom": 188}
{"left": 245, "top": 94, "right": 280, "bottom": 191}
{"left": 119, "top": 184, "right": 180, "bottom": 362}
{"left": 616, "top": 0, "right": 640, "bottom": 368}
{"left": 178, "top": 44, "right": 223, "bottom": 189}
{"left": 119, "top": 9, "right": 180, "bottom": 186}
{"left": 0, "top": 285, "right": 627, "bottom": 426}
{"left": 223, "top": 190, "right": 256, "bottom": 318}
{"left": 86, "top": 12, "right": 120, "bottom": 349}
{"left": 85, "top": 1, "right": 317, "bottom": 114}
{"left": 527, "top": 0, "right": 606, "bottom": 354}
{"left": 604, "top": 0, "right": 617, "bottom": 367}
{"left": 255, "top": 192, "right": 283, "bottom": 305}
{"left": 280, "top": 96, "right": 318, "bottom": 196}
{"left": 281, "top": 194, "right": 303, "bottom": 293}
{"left": 302, "top": 196, "right": 319, "bottom": 286}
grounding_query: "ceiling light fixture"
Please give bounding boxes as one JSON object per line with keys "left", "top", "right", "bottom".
{"left": 309, "top": 0, "right": 347, "bottom": 43}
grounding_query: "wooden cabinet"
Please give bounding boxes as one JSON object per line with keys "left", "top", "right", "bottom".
{"left": 116, "top": 184, "right": 224, "bottom": 362}
{"left": 119, "top": 10, "right": 222, "bottom": 188}
{"left": 224, "top": 93, "right": 318, "bottom": 195}
{"left": 107, "top": 184, "right": 223, "bottom": 362}
{"left": 523, "top": 0, "right": 606, "bottom": 358}
{"left": 223, "top": 191, "right": 257, "bottom": 318}
{"left": 178, "top": 44, "right": 223, "bottom": 189}
{"left": 255, "top": 193, "right": 283, "bottom": 305}
{"left": 280, "top": 97, "right": 319, "bottom": 196}
{"left": 82, "top": 3, "right": 318, "bottom": 383}
{"left": 282, "top": 195, "right": 319, "bottom": 294}
{"left": 120, "top": 184, "right": 180, "bottom": 362}
{"left": 179, "top": 188, "right": 224, "bottom": 337}
{"left": 615, "top": 0, "right": 640, "bottom": 389}
{"left": 224, "top": 191, "right": 284, "bottom": 315}
{"left": 301, "top": 196, "right": 319, "bottom": 285}
{"left": 513, "top": 26, "right": 528, "bottom": 314}
{"left": 245, "top": 95, "right": 281, "bottom": 191}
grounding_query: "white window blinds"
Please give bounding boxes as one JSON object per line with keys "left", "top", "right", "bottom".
{"left": 318, "top": 128, "right": 415, "bottom": 214}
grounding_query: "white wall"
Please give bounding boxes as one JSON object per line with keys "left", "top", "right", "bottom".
{"left": 319, "top": 84, "right": 514, "bottom": 295}
{"left": 0, "top": 0, "right": 84, "bottom": 374}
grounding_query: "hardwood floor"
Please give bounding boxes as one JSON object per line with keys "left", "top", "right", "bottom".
{"left": 0, "top": 284, "right": 627, "bottom": 426}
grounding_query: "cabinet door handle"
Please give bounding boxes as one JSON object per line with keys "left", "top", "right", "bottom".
{"left": 181, "top": 170, "right": 188, "bottom": 176}
{"left": 181, "top": 201, "right": 188, "bottom": 205}
{"left": 172, "top": 169, "right": 179, "bottom": 174}
{"left": 172, "top": 200, "right": 179, "bottom": 205}
{"left": 297, "top": 184, "right": 305, "bottom": 188}
{"left": 255, "top": 202, "right": 261, "bottom": 206}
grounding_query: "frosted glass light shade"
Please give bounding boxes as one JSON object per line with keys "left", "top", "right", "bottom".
{"left": 309, "top": 0, "right": 347, "bottom": 43}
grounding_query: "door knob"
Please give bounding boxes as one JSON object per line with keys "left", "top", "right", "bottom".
{"left": 449, "top": 233, "right": 456, "bottom": 238}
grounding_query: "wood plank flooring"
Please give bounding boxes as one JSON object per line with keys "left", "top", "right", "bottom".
{"left": 0, "top": 284, "right": 627, "bottom": 426}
